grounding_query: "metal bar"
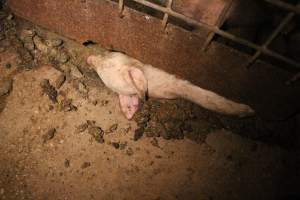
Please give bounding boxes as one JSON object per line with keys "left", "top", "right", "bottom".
{"left": 264, "top": 0, "right": 300, "bottom": 15}
{"left": 264, "top": 48, "right": 299, "bottom": 67}
{"left": 246, "top": 9, "right": 296, "bottom": 67}
{"left": 162, "top": 12, "right": 168, "bottom": 28}
{"left": 247, "top": 51, "right": 262, "bottom": 67}
{"left": 286, "top": 72, "right": 300, "bottom": 85}
{"left": 132, "top": 0, "right": 300, "bottom": 69}
{"left": 202, "top": 0, "right": 233, "bottom": 51}
{"left": 118, "top": 0, "right": 124, "bottom": 17}
{"left": 132, "top": 0, "right": 264, "bottom": 49}
{"left": 201, "top": 32, "right": 216, "bottom": 51}
{"left": 264, "top": 13, "right": 294, "bottom": 47}
{"left": 162, "top": 0, "right": 173, "bottom": 29}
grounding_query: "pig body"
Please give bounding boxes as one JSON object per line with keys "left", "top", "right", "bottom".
{"left": 87, "top": 52, "right": 254, "bottom": 119}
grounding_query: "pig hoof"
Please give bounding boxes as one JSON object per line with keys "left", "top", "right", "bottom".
{"left": 86, "top": 55, "right": 95, "bottom": 65}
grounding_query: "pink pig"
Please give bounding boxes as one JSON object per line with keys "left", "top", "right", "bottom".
{"left": 87, "top": 52, "right": 254, "bottom": 120}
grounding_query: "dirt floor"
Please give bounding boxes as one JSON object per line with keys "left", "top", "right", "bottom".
{"left": 1, "top": 9, "right": 300, "bottom": 200}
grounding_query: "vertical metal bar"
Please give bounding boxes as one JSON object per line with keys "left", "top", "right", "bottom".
{"left": 246, "top": 3, "right": 299, "bottom": 67}
{"left": 202, "top": 0, "right": 233, "bottom": 51}
{"left": 119, "top": 0, "right": 124, "bottom": 17}
{"left": 162, "top": 0, "right": 173, "bottom": 29}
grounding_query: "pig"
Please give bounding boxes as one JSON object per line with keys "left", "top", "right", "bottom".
{"left": 87, "top": 52, "right": 254, "bottom": 120}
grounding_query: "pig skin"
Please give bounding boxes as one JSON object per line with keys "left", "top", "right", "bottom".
{"left": 87, "top": 52, "right": 255, "bottom": 119}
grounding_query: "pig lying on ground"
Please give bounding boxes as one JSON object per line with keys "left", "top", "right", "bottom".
{"left": 87, "top": 52, "right": 254, "bottom": 120}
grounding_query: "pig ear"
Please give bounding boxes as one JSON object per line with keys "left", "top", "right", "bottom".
{"left": 127, "top": 67, "right": 148, "bottom": 99}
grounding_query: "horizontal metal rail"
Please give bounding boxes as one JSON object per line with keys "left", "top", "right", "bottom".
{"left": 130, "top": 0, "right": 300, "bottom": 69}
{"left": 265, "top": 0, "right": 300, "bottom": 15}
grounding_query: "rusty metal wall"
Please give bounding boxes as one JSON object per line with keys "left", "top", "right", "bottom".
{"left": 7, "top": 0, "right": 214, "bottom": 83}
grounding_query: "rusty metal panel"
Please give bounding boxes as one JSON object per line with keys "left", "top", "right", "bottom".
{"left": 172, "top": 0, "right": 228, "bottom": 25}
{"left": 8, "top": 0, "right": 211, "bottom": 81}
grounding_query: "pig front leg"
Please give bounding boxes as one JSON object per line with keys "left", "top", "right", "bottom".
{"left": 119, "top": 94, "right": 140, "bottom": 120}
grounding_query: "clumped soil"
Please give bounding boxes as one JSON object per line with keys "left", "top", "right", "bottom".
{"left": 0, "top": 7, "right": 300, "bottom": 200}
{"left": 133, "top": 97, "right": 300, "bottom": 149}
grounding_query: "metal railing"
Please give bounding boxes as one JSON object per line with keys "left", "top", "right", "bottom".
{"left": 117, "top": 0, "right": 300, "bottom": 70}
